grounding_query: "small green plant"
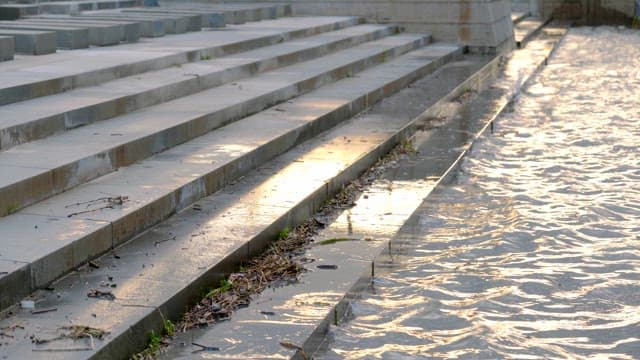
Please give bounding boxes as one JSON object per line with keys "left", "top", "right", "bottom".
{"left": 633, "top": 16, "right": 640, "bottom": 29}
{"left": 200, "top": 54, "right": 211, "bottom": 61}
{"left": 278, "top": 226, "right": 290, "bottom": 240}
{"left": 163, "top": 320, "right": 175, "bottom": 337}
{"left": 206, "top": 278, "right": 232, "bottom": 297}
{"left": 148, "top": 330, "right": 161, "bottom": 351}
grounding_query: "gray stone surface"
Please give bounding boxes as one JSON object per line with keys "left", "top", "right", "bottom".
{"left": 0, "top": 28, "right": 56, "bottom": 54}
{"left": 15, "top": 19, "right": 124, "bottom": 45}
{"left": 77, "top": 14, "right": 165, "bottom": 37}
{"left": 38, "top": 0, "right": 142, "bottom": 15}
{"left": 0, "top": 33, "right": 428, "bottom": 220}
{"left": 122, "top": 9, "right": 202, "bottom": 31}
{"left": 0, "top": 43, "right": 462, "bottom": 359}
{"left": 29, "top": 16, "right": 142, "bottom": 43}
{"left": 0, "top": 4, "right": 38, "bottom": 20}
{"left": 0, "top": 24, "right": 396, "bottom": 150}
{"left": 0, "top": 16, "right": 360, "bottom": 105}
{"left": 0, "top": 34, "right": 13, "bottom": 60}
{"left": 0, "top": 21, "right": 90, "bottom": 49}
{"left": 122, "top": 8, "right": 225, "bottom": 27}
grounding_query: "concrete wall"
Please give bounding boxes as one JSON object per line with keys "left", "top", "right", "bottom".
{"left": 170, "top": 0, "right": 515, "bottom": 52}
{"left": 530, "top": 0, "right": 635, "bottom": 23}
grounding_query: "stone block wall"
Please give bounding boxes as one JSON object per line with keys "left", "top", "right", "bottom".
{"left": 537, "top": 0, "right": 635, "bottom": 23}
{"left": 169, "top": 0, "right": 516, "bottom": 52}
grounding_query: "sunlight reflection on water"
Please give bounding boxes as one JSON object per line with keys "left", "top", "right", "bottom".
{"left": 316, "top": 27, "right": 640, "bottom": 359}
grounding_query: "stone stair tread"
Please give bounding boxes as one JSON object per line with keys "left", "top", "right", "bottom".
{"left": 0, "top": 42, "right": 461, "bottom": 315}
{"left": 0, "top": 23, "right": 396, "bottom": 149}
{"left": 0, "top": 16, "right": 360, "bottom": 105}
{"left": 0, "top": 43, "right": 462, "bottom": 360}
{"left": 0, "top": 32, "right": 428, "bottom": 216}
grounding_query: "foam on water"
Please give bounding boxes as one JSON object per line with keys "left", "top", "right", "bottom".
{"left": 316, "top": 27, "right": 640, "bottom": 359}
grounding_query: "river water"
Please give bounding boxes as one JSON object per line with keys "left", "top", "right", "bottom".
{"left": 315, "top": 27, "right": 640, "bottom": 359}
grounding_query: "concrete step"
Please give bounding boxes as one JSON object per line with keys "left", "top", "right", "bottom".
{"left": 0, "top": 34, "right": 13, "bottom": 60}
{"left": 0, "top": 23, "right": 397, "bottom": 150}
{"left": 0, "top": 32, "right": 428, "bottom": 220}
{"left": 122, "top": 8, "right": 203, "bottom": 31}
{"left": 0, "top": 16, "right": 360, "bottom": 105}
{"left": 515, "top": 18, "right": 549, "bottom": 48}
{"left": 26, "top": 16, "right": 142, "bottom": 43}
{"left": 10, "top": 18, "right": 132, "bottom": 45}
{"left": 0, "top": 28, "right": 56, "bottom": 54}
{"left": 38, "top": 0, "right": 141, "bottom": 15}
{"left": 0, "top": 43, "right": 462, "bottom": 359}
{"left": 0, "top": 4, "right": 38, "bottom": 20}
{"left": 143, "top": 3, "right": 292, "bottom": 25}
{"left": 0, "top": 20, "right": 90, "bottom": 49}
{"left": 73, "top": 13, "right": 167, "bottom": 37}
{"left": 120, "top": 8, "right": 224, "bottom": 28}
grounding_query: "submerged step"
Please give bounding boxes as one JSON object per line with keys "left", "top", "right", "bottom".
{"left": 0, "top": 43, "right": 461, "bottom": 317}
{"left": 0, "top": 16, "right": 360, "bottom": 105}
{"left": 0, "top": 28, "right": 56, "bottom": 55}
{"left": 0, "top": 33, "right": 428, "bottom": 218}
{"left": 0, "top": 24, "right": 397, "bottom": 150}
{"left": 0, "top": 44, "right": 462, "bottom": 359}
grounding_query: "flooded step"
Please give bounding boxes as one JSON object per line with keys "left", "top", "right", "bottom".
{"left": 0, "top": 43, "right": 462, "bottom": 359}
{"left": 0, "top": 33, "right": 428, "bottom": 219}
{"left": 0, "top": 28, "right": 57, "bottom": 54}
{"left": 0, "top": 23, "right": 397, "bottom": 150}
{"left": 515, "top": 18, "right": 549, "bottom": 48}
{"left": 511, "top": 11, "right": 530, "bottom": 25}
{"left": 0, "top": 20, "right": 90, "bottom": 49}
{"left": 0, "top": 34, "right": 13, "bottom": 60}
{"left": 0, "top": 16, "right": 360, "bottom": 106}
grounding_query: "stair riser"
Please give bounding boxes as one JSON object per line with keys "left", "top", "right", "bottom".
{"left": 0, "top": 26, "right": 397, "bottom": 151}
{"left": 0, "top": 36, "right": 427, "bottom": 218}
{"left": 0, "top": 17, "right": 360, "bottom": 106}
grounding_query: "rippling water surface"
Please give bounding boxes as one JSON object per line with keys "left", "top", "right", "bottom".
{"left": 316, "top": 27, "right": 640, "bottom": 359}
